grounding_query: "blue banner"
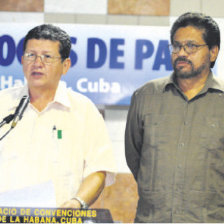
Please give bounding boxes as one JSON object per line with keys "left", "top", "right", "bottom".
{"left": 0, "top": 24, "right": 173, "bottom": 105}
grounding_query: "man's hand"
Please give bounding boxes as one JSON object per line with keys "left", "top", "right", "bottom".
{"left": 59, "top": 171, "right": 106, "bottom": 208}
{"left": 60, "top": 198, "right": 81, "bottom": 209}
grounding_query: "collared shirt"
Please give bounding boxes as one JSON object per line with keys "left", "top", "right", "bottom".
{"left": 0, "top": 81, "right": 116, "bottom": 206}
{"left": 125, "top": 73, "right": 224, "bottom": 223}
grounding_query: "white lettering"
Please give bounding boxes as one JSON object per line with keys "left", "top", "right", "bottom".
{"left": 99, "top": 78, "right": 110, "bottom": 92}
{"left": 77, "top": 78, "right": 120, "bottom": 93}
{"left": 1, "top": 76, "right": 13, "bottom": 89}
{"left": 88, "top": 81, "right": 98, "bottom": 92}
{"left": 111, "top": 82, "right": 121, "bottom": 93}
{"left": 0, "top": 75, "right": 26, "bottom": 90}
{"left": 77, "top": 78, "right": 88, "bottom": 92}
{"left": 14, "top": 79, "right": 24, "bottom": 87}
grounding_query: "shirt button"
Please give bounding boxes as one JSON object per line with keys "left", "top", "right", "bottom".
{"left": 176, "top": 184, "right": 183, "bottom": 190}
{"left": 179, "top": 142, "right": 184, "bottom": 148}
{"left": 211, "top": 123, "right": 216, "bottom": 128}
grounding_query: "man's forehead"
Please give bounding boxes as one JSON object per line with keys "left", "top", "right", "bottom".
{"left": 27, "top": 38, "right": 60, "bottom": 44}
{"left": 25, "top": 39, "right": 60, "bottom": 50}
{"left": 173, "top": 26, "right": 205, "bottom": 41}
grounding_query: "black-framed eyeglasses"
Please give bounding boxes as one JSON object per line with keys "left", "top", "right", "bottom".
{"left": 169, "top": 42, "right": 208, "bottom": 54}
{"left": 23, "top": 52, "right": 61, "bottom": 64}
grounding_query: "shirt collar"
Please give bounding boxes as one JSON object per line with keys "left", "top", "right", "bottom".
{"left": 162, "top": 74, "right": 177, "bottom": 92}
{"left": 163, "top": 72, "right": 224, "bottom": 93}
{"left": 9, "top": 81, "right": 71, "bottom": 112}
{"left": 8, "top": 84, "right": 29, "bottom": 112}
{"left": 204, "top": 73, "right": 224, "bottom": 92}
{"left": 53, "top": 81, "right": 71, "bottom": 109}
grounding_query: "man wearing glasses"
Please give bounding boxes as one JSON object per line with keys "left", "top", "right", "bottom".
{"left": 0, "top": 24, "right": 116, "bottom": 209}
{"left": 125, "top": 12, "right": 224, "bottom": 222}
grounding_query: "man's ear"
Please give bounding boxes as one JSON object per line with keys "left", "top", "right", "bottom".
{"left": 62, "top": 58, "right": 71, "bottom": 75}
{"left": 210, "top": 45, "right": 219, "bottom": 63}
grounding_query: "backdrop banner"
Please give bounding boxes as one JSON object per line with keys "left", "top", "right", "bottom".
{"left": 1, "top": 23, "right": 216, "bottom": 105}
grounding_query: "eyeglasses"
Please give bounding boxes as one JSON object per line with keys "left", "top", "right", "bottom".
{"left": 169, "top": 42, "right": 208, "bottom": 54}
{"left": 23, "top": 52, "right": 61, "bottom": 64}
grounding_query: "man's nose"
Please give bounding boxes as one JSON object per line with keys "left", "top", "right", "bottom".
{"left": 177, "top": 46, "right": 188, "bottom": 56}
{"left": 33, "top": 55, "right": 44, "bottom": 64}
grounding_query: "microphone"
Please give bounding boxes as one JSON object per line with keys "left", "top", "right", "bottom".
{"left": 0, "top": 114, "right": 14, "bottom": 128}
{"left": 11, "top": 95, "right": 30, "bottom": 128}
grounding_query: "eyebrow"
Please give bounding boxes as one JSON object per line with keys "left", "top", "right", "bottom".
{"left": 25, "top": 50, "right": 56, "bottom": 54}
{"left": 173, "top": 40, "right": 200, "bottom": 45}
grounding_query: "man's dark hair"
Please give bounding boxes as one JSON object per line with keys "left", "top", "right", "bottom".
{"left": 23, "top": 24, "right": 71, "bottom": 61}
{"left": 170, "top": 12, "right": 220, "bottom": 68}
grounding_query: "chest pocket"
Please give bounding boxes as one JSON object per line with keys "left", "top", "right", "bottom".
{"left": 200, "top": 117, "right": 224, "bottom": 164}
{"left": 143, "top": 113, "right": 181, "bottom": 147}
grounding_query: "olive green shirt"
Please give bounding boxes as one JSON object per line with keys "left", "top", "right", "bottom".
{"left": 125, "top": 73, "right": 224, "bottom": 222}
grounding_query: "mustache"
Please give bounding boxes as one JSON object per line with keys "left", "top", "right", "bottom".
{"left": 174, "top": 57, "right": 192, "bottom": 66}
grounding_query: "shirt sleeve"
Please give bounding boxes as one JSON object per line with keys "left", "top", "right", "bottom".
{"left": 83, "top": 101, "right": 117, "bottom": 186}
{"left": 125, "top": 91, "right": 143, "bottom": 180}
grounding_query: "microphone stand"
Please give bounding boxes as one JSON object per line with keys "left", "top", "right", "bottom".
{"left": 0, "top": 127, "right": 13, "bottom": 141}
{"left": 0, "top": 114, "right": 14, "bottom": 141}
{"left": 0, "top": 114, "right": 14, "bottom": 129}
{"left": 0, "top": 95, "right": 29, "bottom": 141}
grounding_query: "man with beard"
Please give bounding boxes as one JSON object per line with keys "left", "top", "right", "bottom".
{"left": 125, "top": 12, "right": 224, "bottom": 223}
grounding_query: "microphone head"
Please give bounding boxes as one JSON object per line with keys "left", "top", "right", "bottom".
{"left": 11, "top": 95, "right": 30, "bottom": 128}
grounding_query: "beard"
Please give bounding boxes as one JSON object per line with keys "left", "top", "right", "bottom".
{"left": 173, "top": 57, "right": 207, "bottom": 79}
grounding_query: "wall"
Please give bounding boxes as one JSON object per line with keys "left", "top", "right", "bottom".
{"left": 1, "top": 0, "right": 224, "bottom": 222}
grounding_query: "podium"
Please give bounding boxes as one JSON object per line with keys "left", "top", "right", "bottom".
{"left": 0, "top": 207, "right": 114, "bottom": 223}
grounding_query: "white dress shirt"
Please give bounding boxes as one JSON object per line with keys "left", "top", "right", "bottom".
{"left": 0, "top": 81, "right": 117, "bottom": 206}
